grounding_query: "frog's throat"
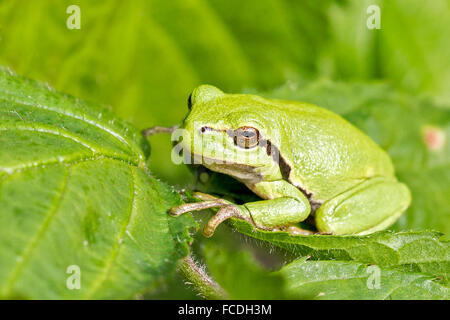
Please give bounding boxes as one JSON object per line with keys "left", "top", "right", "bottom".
{"left": 189, "top": 152, "right": 264, "bottom": 185}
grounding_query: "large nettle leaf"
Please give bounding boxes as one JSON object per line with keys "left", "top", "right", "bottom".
{"left": 199, "top": 227, "right": 449, "bottom": 300}
{"left": 231, "top": 221, "right": 449, "bottom": 284}
{"left": 0, "top": 69, "right": 196, "bottom": 299}
{"left": 278, "top": 258, "right": 449, "bottom": 300}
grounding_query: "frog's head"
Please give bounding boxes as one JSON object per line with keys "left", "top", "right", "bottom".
{"left": 180, "top": 85, "right": 283, "bottom": 182}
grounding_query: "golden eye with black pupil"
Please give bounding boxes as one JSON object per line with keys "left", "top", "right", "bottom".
{"left": 233, "top": 126, "right": 259, "bottom": 149}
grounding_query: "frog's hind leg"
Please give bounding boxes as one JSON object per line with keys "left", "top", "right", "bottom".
{"left": 315, "top": 177, "right": 411, "bottom": 235}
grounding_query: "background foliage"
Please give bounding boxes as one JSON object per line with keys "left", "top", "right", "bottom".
{"left": 0, "top": 0, "right": 448, "bottom": 299}
{"left": 1, "top": 0, "right": 449, "bottom": 183}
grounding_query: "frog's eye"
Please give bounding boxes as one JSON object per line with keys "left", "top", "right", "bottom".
{"left": 233, "top": 126, "right": 259, "bottom": 149}
{"left": 188, "top": 85, "right": 224, "bottom": 110}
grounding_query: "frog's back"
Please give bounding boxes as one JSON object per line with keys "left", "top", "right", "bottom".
{"left": 270, "top": 99, "right": 394, "bottom": 202}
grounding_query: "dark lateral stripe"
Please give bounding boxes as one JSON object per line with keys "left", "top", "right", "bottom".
{"left": 261, "top": 139, "right": 291, "bottom": 180}
{"left": 260, "top": 138, "right": 319, "bottom": 209}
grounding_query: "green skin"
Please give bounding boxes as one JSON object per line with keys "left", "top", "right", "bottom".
{"left": 171, "top": 85, "right": 411, "bottom": 236}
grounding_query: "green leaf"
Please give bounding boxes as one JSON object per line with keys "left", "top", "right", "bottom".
{"left": 278, "top": 259, "right": 449, "bottom": 300}
{"left": 231, "top": 220, "right": 449, "bottom": 283}
{"left": 196, "top": 225, "right": 449, "bottom": 300}
{"left": 182, "top": 217, "right": 449, "bottom": 299}
{"left": 317, "top": 0, "right": 450, "bottom": 104}
{"left": 1, "top": 0, "right": 450, "bottom": 183}
{"left": 0, "top": 69, "right": 196, "bottom": 299}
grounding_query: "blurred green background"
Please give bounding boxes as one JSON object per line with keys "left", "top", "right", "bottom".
{"left": 1, "top": 0, "right": 449, "bottom": 185}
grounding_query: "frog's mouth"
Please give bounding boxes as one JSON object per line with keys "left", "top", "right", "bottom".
{"left": 188, "top": 151, "right": 264, "bottom": 185}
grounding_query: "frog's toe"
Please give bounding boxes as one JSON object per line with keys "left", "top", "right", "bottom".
{"left": 169, "top": 199, "right": 228, "bottom": 217}
{"left": 203, "top": 205, "right": 253, "bottom": 238}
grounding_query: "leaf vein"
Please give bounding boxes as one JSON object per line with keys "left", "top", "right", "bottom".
{"left": 0, "top": 97, "right": 144, "bottom": 163}
{"left": 83, "top": 166, "right": 139, "bottom": 298}
{"left": 1, "top": 166, "right": 70, "bottom": 296}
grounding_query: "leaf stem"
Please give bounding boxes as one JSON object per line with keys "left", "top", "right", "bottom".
{"left": 179, "top": 255, "right": 229, "bottom": 300}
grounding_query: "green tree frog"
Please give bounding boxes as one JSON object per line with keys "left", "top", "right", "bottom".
{"left": 159, "top": 85, "right": 411, "bottom": 237}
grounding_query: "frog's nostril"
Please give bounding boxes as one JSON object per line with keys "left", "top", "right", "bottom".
{"left": 199, "top": 126, "right": 218, "bottom": 134}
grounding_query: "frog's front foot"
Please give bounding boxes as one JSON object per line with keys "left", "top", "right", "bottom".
{"left": 141, "top": 125, "right": 179, "bottom": 137}
{"left": 170, "top": 192, "right": 254, "bottom": 237}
